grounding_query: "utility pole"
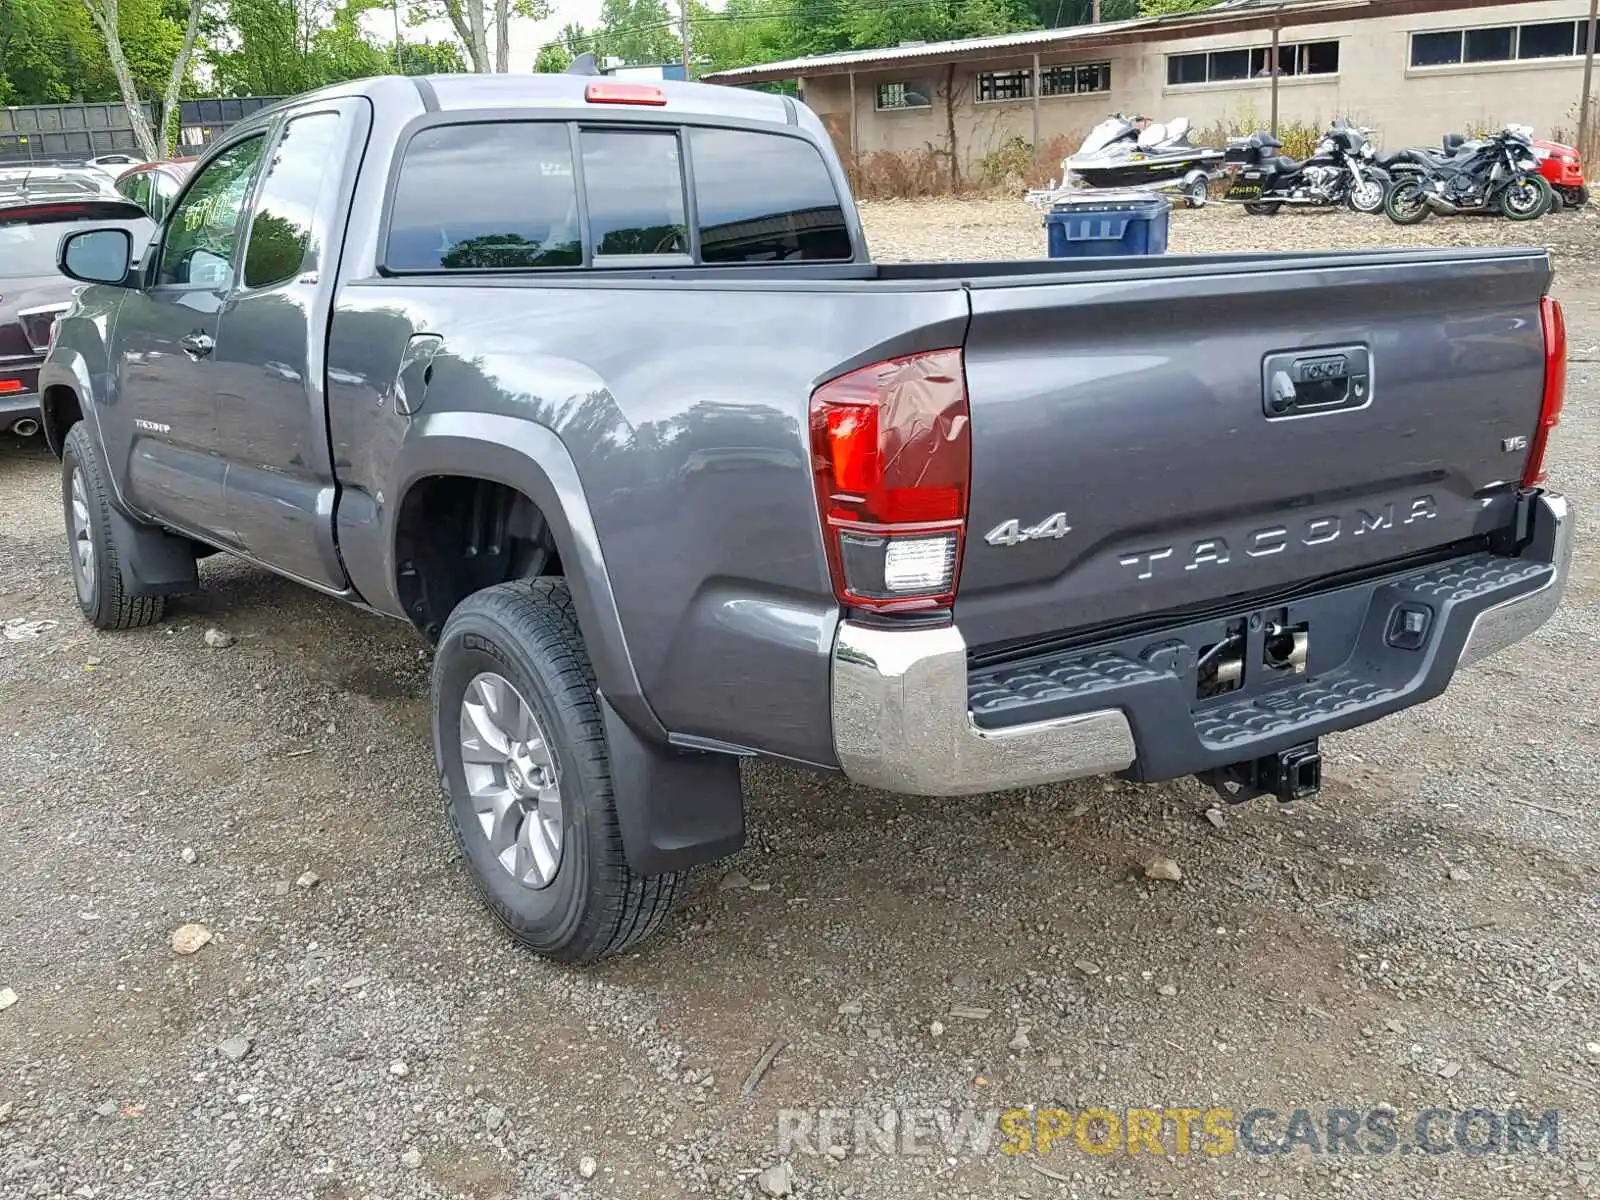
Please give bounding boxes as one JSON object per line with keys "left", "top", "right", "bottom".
{"left": 1580, "top": 0, "right": 1598, "bottom": 163}
{"left": 680, "top": 0, "right": 692, "bottom": 79}
{"left": 1269, "top": 11, "right": 1282, "bottom": 137}
{"left": 392, "top": 0, "right": 404, "bottom": 72}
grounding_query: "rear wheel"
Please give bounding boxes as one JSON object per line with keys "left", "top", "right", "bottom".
{"left": 61, "top": 424, "right": 165, "bottom": 630}
{"left": 432, "top": 578, "right": 681, "bottom": 964}
{"left": 1499, "top": 174, "right": 1551, "bottom": 220}
{"left": 1184, "top": 176, "right": 1209, "bottom": 208}
{"left": 1243, "top": 200, "right": 1282, "bottom": 216}
{"left": 1558, "top": 184, "right": 1590, "bottom": 210}
{"left": 1384, "top": 179, "right": 1431, "bottom": 224}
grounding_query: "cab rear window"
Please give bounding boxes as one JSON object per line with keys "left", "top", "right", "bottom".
{"left": 383, "top": 119, "right": 852, "bottom": 271}
{"left": 386, "top": 123, "right": 582, "bottom": 271}
{"left": 689, "top": 128, "right": 851, "bottom": 263}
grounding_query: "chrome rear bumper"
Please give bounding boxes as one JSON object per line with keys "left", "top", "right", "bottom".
{"left": 830, "top": 492, "right": 1571, "bottom": 797}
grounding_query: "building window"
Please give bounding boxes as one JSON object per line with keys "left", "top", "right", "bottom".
{"left": 1168, "top": 40, "right": 1338, "bottom": 84}
{"left": 977, "top": 62, "right": 1111, "bottom": 102}
{"left": 978, "top": 69, "right": 1032, "bottom": 101}
{"left": 1411, "top": 20, "right": 1587, "bottom": 68}
{"left": 1464, "top": 26, "right": 1513, "bottom": 62}
{"left": 1519, "top": 21, "right": 1577, "bottom": 58}
{"left": 1167, "top": 52, "right": 1208, "bottom": 85}
{"left": 876, "top": 81, "right": 932, "bottom": 110}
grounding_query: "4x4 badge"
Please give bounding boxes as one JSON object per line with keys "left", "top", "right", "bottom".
{"left": 984, "top": 512, "right": 1071, "bottom": 547}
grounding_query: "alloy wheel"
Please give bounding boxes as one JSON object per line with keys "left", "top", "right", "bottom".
{"left": 458, "top": 672, "right": 564, "bottom": 889}
{"left": 69, "top": 467, "right": 95, "bottom": 601}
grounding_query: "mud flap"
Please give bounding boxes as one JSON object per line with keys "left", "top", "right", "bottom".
{"left": 599, "top": 694, "right": 746, "bottom": 876}
{"left": 108, "top": 506, "right": 198, "bottom": 597}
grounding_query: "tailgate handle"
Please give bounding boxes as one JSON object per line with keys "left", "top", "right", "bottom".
{"left": 1262, "top": 345, "right": 1371, "bottom": 419}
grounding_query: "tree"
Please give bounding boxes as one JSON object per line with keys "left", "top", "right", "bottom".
{"left": 395, "top": 37, "right": 466, "bottom": 73}
{"left": 1138, "top": 0, "right": 1213, "bottom": 13}
{"left": 562, "top": 0, "right": 680, "bottom": 67}
{"left": 206, "top": 0, "right": 463, "bottom": 96}
{"left": 532, "top": 43, "right": 570, "bottom": 73}
{"left": 78, "top": 0, "right": 201, "bottom": 158}
{"left": 410, "top": 0, "right": 550, "bottom": 72}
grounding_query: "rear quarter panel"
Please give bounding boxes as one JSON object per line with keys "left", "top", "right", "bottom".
{"left": 327, "top": 277, "right": 968, "bottom": 766}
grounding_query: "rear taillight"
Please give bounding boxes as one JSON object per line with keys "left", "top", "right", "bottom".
{"left": 809, "top": 348, "right": 971, "bottom": 613}
{"left": 1522, "top": 295, "right": 1566, "bottom": 488}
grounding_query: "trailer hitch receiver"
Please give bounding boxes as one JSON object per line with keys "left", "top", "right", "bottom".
{"left": 1199, "top": 740, "right": 1322, "bottom": 805}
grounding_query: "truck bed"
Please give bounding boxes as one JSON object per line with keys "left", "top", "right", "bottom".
{"left": 331, "top": 244, "right": 1552, "bottom": 768}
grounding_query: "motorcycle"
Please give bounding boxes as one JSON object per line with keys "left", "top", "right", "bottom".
{"left": 1382, "top": 125, "right": 1551, "bottom": 224}
{"left": 1220, "top": 119, "right": 1390, "bottom": 215}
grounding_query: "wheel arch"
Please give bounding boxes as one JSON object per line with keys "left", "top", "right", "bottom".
{"left": 386, "top": 413, "right": 665, "bottom": 744}
{"left": 38, "top": 352, "right": 94, "bottom": 460}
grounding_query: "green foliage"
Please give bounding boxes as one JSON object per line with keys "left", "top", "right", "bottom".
{"left": 396, "top": 38, "right": 466, "bottom": 73}
{"left": 0, "top": 0, "right": 187, "bottom": 106}
{"left": 533, "top": 43, "right": 571, "bottom": 73}
{"left": 205, "top": 0, "right": 465, "bottom": 96}
{"left": 0, "top": 0, "right": 464, "bottom": 111}
{"left": 1139, "top": 0, "right": 1215, "bottom": 14}
{"left": 563, "top": 0, "right": 681, "bottom": 67}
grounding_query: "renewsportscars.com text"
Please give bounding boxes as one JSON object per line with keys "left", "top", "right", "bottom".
{"left": 775, "top": 1106, "right": 1560, "bottom": 1159}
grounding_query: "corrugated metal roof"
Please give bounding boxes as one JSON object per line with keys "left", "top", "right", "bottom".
{"left": 703, "top": 16, "right": 1159, "bottom": 81}
{"left": 700, "top": 0, "right": 1542, "bottom": 83}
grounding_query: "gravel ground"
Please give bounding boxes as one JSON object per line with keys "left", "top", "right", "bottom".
{"left": 2, "top": 200, "right": 1598, "bottom": 1200}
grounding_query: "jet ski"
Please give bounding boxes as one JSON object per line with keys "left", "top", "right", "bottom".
{"left": 1046, "top": 113, "right": 1225, "bottom": 207}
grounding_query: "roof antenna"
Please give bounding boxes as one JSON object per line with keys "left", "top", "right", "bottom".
{"left": 566, "top": 51, "right": 600, "bottom": 76}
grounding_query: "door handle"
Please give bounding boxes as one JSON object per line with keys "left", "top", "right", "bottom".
{"left": 179, "top": 331, "right": 214, "bottom": 358}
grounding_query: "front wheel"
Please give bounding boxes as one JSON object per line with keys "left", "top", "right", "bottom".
{"left": 1243, "top": 200, "right": 1282, "bottom": 216}
{"left": 1347, "top": 177, "right": 1386, "bottom": 214}
{"left": 432, "top": 578, "right": 682, "bottom": 964}
{"left": 1499, "top": 174, "right": 1552, "bottom": 221}
{"left": 1385, "top": 179, "right": 1431, "bottom": 225}
{"left": 61, "top": 423, "right": 166, "bottom": 630}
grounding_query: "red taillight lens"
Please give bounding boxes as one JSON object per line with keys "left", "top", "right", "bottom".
{"left": 0, "top": 379, "right": 23, "bottom": 393}
{"left": 810, "top": 348, "right": 971, "bottom": 612}
{"left": 1522, "top": 295, "right": 1566, "bottom": 488}
{"left": 584, "top": 82, "right": 666, "bottom": 106}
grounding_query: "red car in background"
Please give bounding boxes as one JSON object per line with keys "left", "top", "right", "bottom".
{"left": 113, "top": 158, "right": 195, "bottom": 222}
{"left": 1534, "top": 139, "right": 1589, "bottom": 210}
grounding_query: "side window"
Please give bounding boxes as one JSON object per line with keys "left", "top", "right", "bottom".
{"left": 242, "top": 112, "right": 342, "bottom": 289}
{"left": 689, "top": 129, "right": 851, "bottom": 263}
{"left": 387, "top": 123, "right": 581, "bottom": 270}
{"left": 579, "top": 130, "right": 688, "bottom": 258}
{"left": 157, "top": 136, "right": 266, "bottom": 288}
{"left": 116, "top": 172, "right": 151, "bottom": 213}
{"left": 151, "top": 172, "right": 180, "bottom": 222}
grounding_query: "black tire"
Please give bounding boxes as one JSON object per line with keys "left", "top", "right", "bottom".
{"left": 1547, "top": 188, "right": 1565, "bottom": 214}
{"left": 61, "top": 423, "right": 165, "bottom": 630}
{"left": 432, "top": 578, "right": 681, "bottom": 964}
{"left": 1385, "top": 179, "right": 1431, "bottom": 225}
{"left": 1500, "top": 174, "right": 1552, "bottom": 221}
{"left": 1347, "top": 176, "right": 1387, "bottom": 214}
{"left": 1243, "top": 200, "right": 1281, "bottom": 216}
{"left": 1184, "top": 177, "right": 1209, "bottom": 208}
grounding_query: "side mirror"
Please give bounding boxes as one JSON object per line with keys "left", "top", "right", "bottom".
{"left": 58, "top": 227, "right": 136, "bottom": 287}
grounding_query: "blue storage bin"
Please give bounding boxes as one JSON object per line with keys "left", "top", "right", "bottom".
{"left": 1044, "top": 195, "right": 1170, "bottom": 257}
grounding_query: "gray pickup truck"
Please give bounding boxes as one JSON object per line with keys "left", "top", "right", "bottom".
{"left": 39, "top": 71, "right": 1571, "bottom": 963}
